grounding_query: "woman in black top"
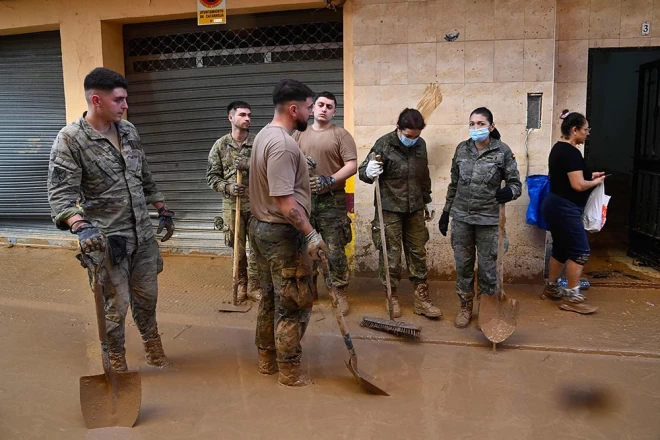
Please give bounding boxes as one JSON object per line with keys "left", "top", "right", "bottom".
{"left": 541, "top": 110, "right": 606, "bottom": 314}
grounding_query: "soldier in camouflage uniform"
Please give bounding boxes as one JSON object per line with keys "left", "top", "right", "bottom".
{"left": 206, "top": 101, "right": 260, "bottom": 302}
{"left": 438, "top": 107, "right": 521, "bottom": 328}
{"left": 247, "top": 79, "right": 327, "bottom": 387}
{"left": 47, "top": 68, "right": 173, "bottom": 371}
{"left": 358, "top": 108, "right": 441, "bottom": 319}
{"left": 294, "top": 91, "right": 357, "bottom": 316}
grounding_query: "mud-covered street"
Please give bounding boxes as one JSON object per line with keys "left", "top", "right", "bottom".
{"left": 1, "top": 246, "right": 659, "bottom": 440}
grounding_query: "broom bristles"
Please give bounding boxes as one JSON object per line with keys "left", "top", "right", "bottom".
{"left": 361, "top": 316, "right": 421, "bottom": 339}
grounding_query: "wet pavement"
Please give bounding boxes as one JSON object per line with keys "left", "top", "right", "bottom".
{"left": 1, "top": 246, "right": 659, "bottom": 439}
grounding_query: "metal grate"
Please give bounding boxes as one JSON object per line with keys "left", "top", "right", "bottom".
{"left": 125, "top": 21, "right": 343, "bottom": 74}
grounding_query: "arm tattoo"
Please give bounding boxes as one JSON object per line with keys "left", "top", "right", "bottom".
{"left": 287, "top": 208, "right": 307, "bottom": 230}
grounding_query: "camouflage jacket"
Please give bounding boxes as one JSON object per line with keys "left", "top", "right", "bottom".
{"left": 444, "top": 138, "right": 522, "bottom": 225}
{"left": 358, "top": 131, "right": 432, "bottom": 213}
{"left": 206, "top": 132, "right": 254, "bottom": 212}
{"left": 47, "top": 114, "right": 165, "bottom": 243}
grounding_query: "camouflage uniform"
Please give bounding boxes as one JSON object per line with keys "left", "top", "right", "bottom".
{"left": 47, "top": 114, "right": 166, "bottom": 358}
{"left": 358, "top": 131, "right": 432, "bottom": 290}
{"left": 444, "top": 138, "right": 521, "bottom": 302}
{"left": 206, "top": 133, "right": 258, "bottom": 289}
{"left": 249, "top": 219, "right": 313, "bottom": 364}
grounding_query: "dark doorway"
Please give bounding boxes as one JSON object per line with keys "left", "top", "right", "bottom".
{"left": 586, "top": 47, "right": 660, "bottom": 274}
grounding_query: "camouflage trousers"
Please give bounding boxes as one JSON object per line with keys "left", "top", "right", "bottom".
{"left": 223, "top": 207, "right": 258, "bottom": 286}
{"left": 249, "top": 218, "right": 313, "bottom": 364}
{"left": 371, "top": 209, "right": 429, "bottom": 291}
{"left": 450, "top": 219, "right": 508, "bottom": 303}
{"left": 85, "top": 236, "right": 163, "bottom": 355}
{"left": 310, "top": 191, "right": 352, "bottom": 290}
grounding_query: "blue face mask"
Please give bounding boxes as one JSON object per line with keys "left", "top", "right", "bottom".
{"left": 399, "top": 135, "right": 419, "bottom": 147}
{"left": 469, "top": 127, "right": 490, "bottom": 142}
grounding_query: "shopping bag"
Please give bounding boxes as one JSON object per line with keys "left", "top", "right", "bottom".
{"left": 582, "top": 183, "right": 611, "bottom": 232}
{"left": 526, "top": 175, "right": 550, "bottom": 230}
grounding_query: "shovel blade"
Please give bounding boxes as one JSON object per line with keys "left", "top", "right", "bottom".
{"left": 218, "top": 302, "right": 252, "bottom": 313}
{"left": 345, "top": 360, "right": 389, "bottom": 396}
{"left": 479, "top": 293, "right": 519, "bottom": 344}
{"left": 80, "top": 372, "right": 141, "bottom": 429}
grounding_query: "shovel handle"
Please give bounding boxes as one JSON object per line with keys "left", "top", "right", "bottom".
{"left": 373, "top": 154, "right": 394, "bottom": 321}
{"left": 496, "top": 180, "right": 506, "bottom": 299}
{"left": 81, "top": 251, "right": 109, "bottom": 344}
{"left": 232, "top": 172, "right": 243, "bottom": 306}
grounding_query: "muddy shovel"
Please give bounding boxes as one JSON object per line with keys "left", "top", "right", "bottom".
{"left": 319, "top": 251, "right": 389, "bottom": 396}
{"left": 219, "top": 171, "right": 252, "bottom": 313}
{"left": 478, "top": 182, "right": 520, "bottom": 350}
{"left": 80, "top": 253, "right": 141, "bottom": 429}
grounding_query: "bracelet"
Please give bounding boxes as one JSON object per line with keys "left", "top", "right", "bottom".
{"left": 69, "top": 219, "right": 91, "bottom": 234}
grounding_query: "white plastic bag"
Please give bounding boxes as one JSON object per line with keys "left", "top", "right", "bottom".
{"left": 582, "top": 183, "right": 611, "bottom": 232}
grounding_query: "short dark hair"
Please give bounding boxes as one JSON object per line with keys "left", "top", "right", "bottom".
{"left": 397, "top": 108, "right": 426, "bottom": 131}
{"left": 84, "top": 67, "right": 128, "bottom": 92}
{"left": 559, "top": 109, "right": 588, "bottom": 137}
{"left": 315, "top": 91, "right": 337, "bottom": 107}
{"left": 470, "top": 107, "right": 501, "bottom": 140}
{"left": 227, "top": 100, "right": 251, "bottom": 114}
{"left": 273, "top": 79, "right": 314, "bottom": 106}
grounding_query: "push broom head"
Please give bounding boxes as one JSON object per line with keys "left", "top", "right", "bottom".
{"left": 360, "top": 316, "right": 421, "bottom": 339}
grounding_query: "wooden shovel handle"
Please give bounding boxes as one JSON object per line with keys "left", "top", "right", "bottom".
{"left": 232, "top": 172, "right": 242, "bottom": 305}
{"left": 496, "top": 180, "right": 506, "bottom": 299}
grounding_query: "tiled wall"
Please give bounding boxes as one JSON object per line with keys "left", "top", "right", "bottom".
{"left": 350, "top": 0, "right": 555, "bottom": 281}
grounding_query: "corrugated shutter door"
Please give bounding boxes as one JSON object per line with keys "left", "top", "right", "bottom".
{"left": 125, "top": 12, "right": 343, "bottom": 254}
{"left": 0, "top": 32, "right": 66, "bottom": 236}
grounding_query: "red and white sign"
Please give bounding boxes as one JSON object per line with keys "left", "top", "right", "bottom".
{"left": 198, "top": 0, "right": 226, "bottom": 26}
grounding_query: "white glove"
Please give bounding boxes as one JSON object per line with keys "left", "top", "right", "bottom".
{"left": 365, "top": 160, "right": 383, "bottom": 179}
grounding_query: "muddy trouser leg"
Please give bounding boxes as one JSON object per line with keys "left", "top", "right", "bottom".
{"left": 451, "top": 219, "right": 476, "bottom": 303}
{"left": 402, "top": 210, "right": 429, "bottom": 285}
{"left": 128, "top": 237, "right": 162, "bottom": 342}
{"left": 315, "top": 192, "right": 351, "bottom": 290}
{"left": 244, "top": 211, "right": 259, "bottom": 284}
{"left": 250, "top": 218, "right": 276, "bottom": 353}
{"left": 372, "top": 209, "right": 403, "bottom": 292}
{"left": 475, "top": 224, "right": 508, "bottom": 297}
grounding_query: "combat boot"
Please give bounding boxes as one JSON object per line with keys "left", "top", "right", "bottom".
{"left": 413, "top": 283, "right": 442, "bottom": 318}
{"left": 385, "top": 287, "right": 402, "bottom": 318}
{"left": 559, "top": 287, "right": 598, "bottom": 314}
{"left": 236, "top": 281, "right": 248, "bottom": 303}
{"left": 541, "top": 280, "right": 563, "bottom": 301}
{"left": 108, "top": 348, "right": 128, "bottom": 372}
{"left": 143, "top": 335, "right": 171, "bottom": 368}
{"left": 247, "top": 279, "right": 262, "bottom": 302}
{"left": 454, "top": 300, "right": 473, "bottom": 328}
{"left": 258, "top": 349, "right": 278, "bottom": 375}
{"left": 278, "top": 362, "right": 312, "bottom": 387}
{"left": 332, "top": 287, "right": 350, "bottom": 316}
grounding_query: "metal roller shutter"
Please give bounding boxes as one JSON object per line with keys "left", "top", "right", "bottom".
{"left": 0, "top": 31, "right": 67, "bottom": 239}
{"left": 124, "top": 10, "right": 343, "bottom": 254}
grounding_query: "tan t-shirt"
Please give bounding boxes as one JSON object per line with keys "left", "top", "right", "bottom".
{"left": 250, "top": 124, "right": 311, "bottom": 224}
{"left": 294, "top": 124, "right": 358, "bottom": 190}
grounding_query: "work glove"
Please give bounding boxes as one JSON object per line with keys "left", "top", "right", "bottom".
{"left": 157, "top": 207, "right": 175, "bottom": 242}
{"left": 225, "top": 183, "right": 247, "bottom": 197}
{"left": 495, "top": 186, "right": 514, "bottom": 204}
{"left": 74, "top": 221, "right": 106, "bottom": 253}
{"left": 438, "top": 211, "right": 450, "bottom": 237}
{"left": 305, "top": 155, "right": 317, "bottom": 172}
{"left": 310, "top": 175, "right": 334, "bottom": 194}
{"left": 233, "top": 156, "right": 249, "bottom": 171}
{"left": 424, "top": 204, "right": 435, "bottom": 221}
{"left": 305, "top": 229, "right": 328, "bottom": 262}
{"left": 365, "top": 159, "right": 383, "bottom": 180}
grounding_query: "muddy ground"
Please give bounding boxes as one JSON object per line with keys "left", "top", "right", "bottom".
{"left": 1, "top": 246, "right": 659, "bottom": 440}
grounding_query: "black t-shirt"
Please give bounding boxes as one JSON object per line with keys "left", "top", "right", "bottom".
{"left": 548, "top": 141, "right": 592, "bottom": 206}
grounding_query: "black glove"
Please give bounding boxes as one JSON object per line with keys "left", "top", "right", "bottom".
{"left": 310, "top": 175, "right": 334, "bottom": 194}
{"left": 234, "top": 156, "right": 249, "bottom": 171}
{"left": 495, "top": 186, "right": 514, "bottom": 204}
{"left": 438, "top": 211, "right": 450, "bottom": 237}
{"left": 73, "top": 221, "right": 106, "bottom": 253}
{"left": 157, "top": 207, "right": 175, "bottom": 242}
{"left": 225, "top": 183, "right": 247, "bottom": 197}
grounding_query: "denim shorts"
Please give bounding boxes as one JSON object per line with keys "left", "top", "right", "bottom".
{"left": 541, "top": 192, "right": 590, "bottom": 265}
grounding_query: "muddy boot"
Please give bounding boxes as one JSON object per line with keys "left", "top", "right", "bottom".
{"left": 541, "top": 280, "right": 563, "bottom": 301}
{"left": 247, "top": 279, "right": 262, "bottom": 302}
{"left": 413, "top": 283, "right": 442, "bottom": 319}
{"left": 236, "top": 282, "right": 248, "bottom": 303}
{"left": 108, "top": 348, "right": 128, "bottom": 372}
{"left": 454, "top": 300, "right": 473, "bottom": 328}
{"left": 258, "top": 349, "right": 278, "bottom": 375}
{"left": 332, "top": 287, "right": 350, "bottom": 316}
{"left": 559, "top": 287, "right": 598, "bottom": 314}
{"left": 385, "top": 287, "right": 402, "bottom": 318}
{"left": 278, "top": 362, "right": 312, "bottom": 387}
{"left": 143, "top": 335, "right": 171, "bottom": 368}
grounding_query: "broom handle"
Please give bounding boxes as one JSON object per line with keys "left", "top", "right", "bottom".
{"left": 232, "top": 172, "right": 242, "bottom": 306}
{"left": 496, "top": 180, "right": 506, "bottom": 299}
{"left": 373, "top": 154, "right": 394, "bottom": 321}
